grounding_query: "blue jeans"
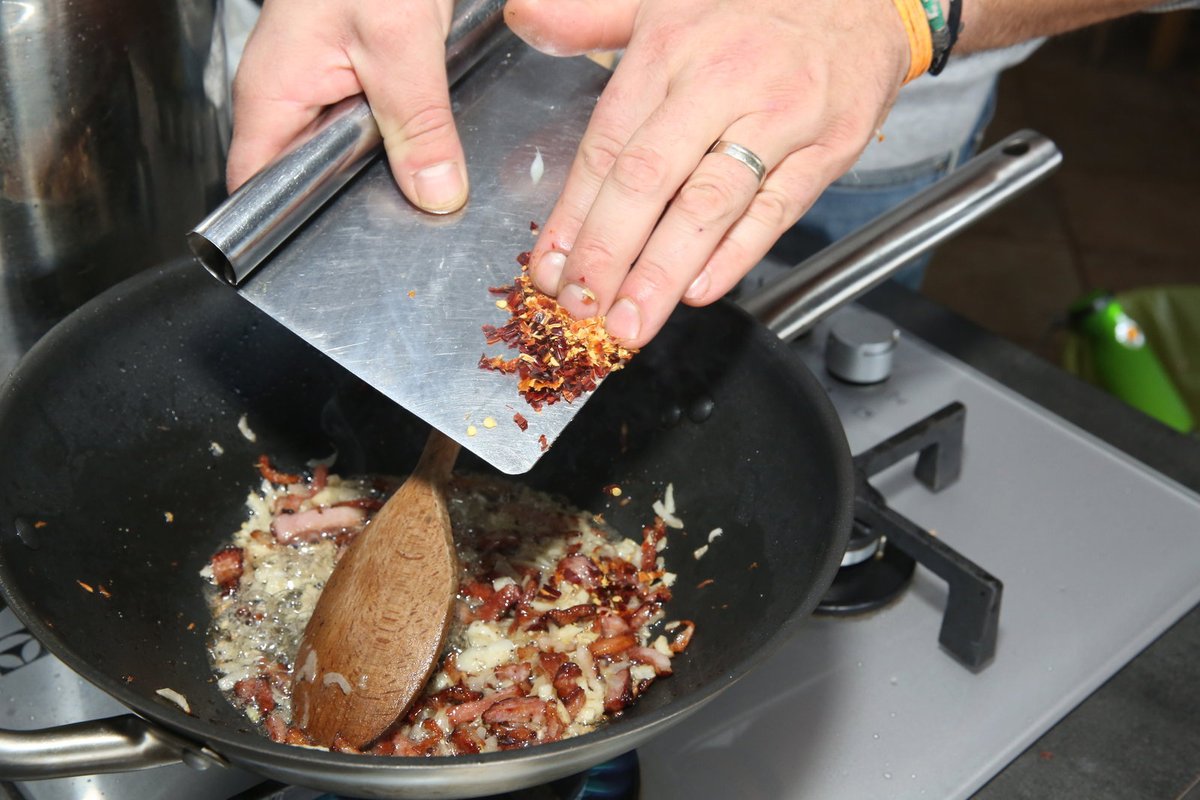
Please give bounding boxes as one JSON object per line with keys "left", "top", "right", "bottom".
{"left": 738, "top": 84, "right": 997, "bottom": 295}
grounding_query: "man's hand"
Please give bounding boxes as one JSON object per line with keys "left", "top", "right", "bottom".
{"left": 226, "top": 0, "right": 469, "bottom": 215}
{"left": 506, "top": 0, "right": 911, "bottom": 347}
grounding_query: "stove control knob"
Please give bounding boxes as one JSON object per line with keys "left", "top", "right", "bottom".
{"left": 825, "top": 310, "right": 899, "bottom": 384}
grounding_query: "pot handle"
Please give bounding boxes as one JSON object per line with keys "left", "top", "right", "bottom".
{"left": 0, "top": 715, "right": 220, "bottom": 780}
{"left": 738, "top": 129, "right": 1062, "bottom": 340}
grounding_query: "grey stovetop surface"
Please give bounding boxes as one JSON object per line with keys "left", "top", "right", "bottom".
{"left": 863, "top": 283, "right": 1200, "bottom": 800}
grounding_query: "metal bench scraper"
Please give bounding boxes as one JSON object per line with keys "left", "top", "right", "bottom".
{"left": 188, "top": 0, "right": 612, "bottom": 474}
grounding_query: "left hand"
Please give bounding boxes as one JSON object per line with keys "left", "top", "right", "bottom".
{"left": 505, "top": 0, "right": 911, "bottom": 347}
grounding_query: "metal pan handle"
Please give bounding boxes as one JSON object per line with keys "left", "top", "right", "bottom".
{"left": 738, "top": 130, "right": 1063, "bottom": 339}
{"left": 188, "top": 0, "right": 512, "bottom": 286}
{"left": 0, "top": 715, "right": 222, "bottom": 780}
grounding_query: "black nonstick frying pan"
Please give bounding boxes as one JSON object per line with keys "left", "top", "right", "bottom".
{"left": 0, "top": 130, "right": 1059, "bottom": 797}
{"left": 0, "top": 259, "right": 853, "bottom": 797}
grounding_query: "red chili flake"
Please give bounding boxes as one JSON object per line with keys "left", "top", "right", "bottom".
{"left": 187, "top": 622, "right": 196, "bottom": 631}
{"left": 1038, "top": 750, "right": 1054, "bottom": 761}
{"left": 696, "top": 578, "right": 715, "bottom": 589}
{"left": 602, "top": 483, "right": 622, "bottom": 497}
{"left": 479, "top": 260, "right": 637, "bottom": 410}
{"left": 407, "top": 290, "right": 416, "bottom": 299}
{"left": 529, "top": 221, "right": 540, "bottom": 233}
{"left": 97, "top": 585, "right": 112, "bottom": 599}
{"left": 33, "top": 520, "right": 47, "bottom": 529}
{"left": 516, "top": 251, "right": 531, "bottom": 267}
{"left": 513, "top": 412, "right": 529, "bottom": 431}
{"left": 538, "top": 434, "right": 549, "bottom": 452}
{"left": 77, "top": 580, "right": 94, "bottom": 593}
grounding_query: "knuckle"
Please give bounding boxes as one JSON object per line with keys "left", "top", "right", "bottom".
{"left": 396, "top": 104, "right": 457, "bottom": 152}
{"left": 610, "top": 145, "right": 669, "bottom": 196}
{"left": 631, "top": 256, "right": 674, "bottom": 297}
{"left": 747, "top": 187, "right": 795, "bottom": 233}
{"left": 578, "top": 132, "right": 624, "bottom": 181}
{"left": 674, "top": 179, "right": 742, "bottom": 228}
{"left": 570, "top": 237, "right": 619, "bottom": 274}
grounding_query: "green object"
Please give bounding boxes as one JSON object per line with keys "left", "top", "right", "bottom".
{"left": 1064, "top": 289, "right": 1196, "bottom": 434}
{"left": 917, "top": 0, "right": 948, "bottom": 32}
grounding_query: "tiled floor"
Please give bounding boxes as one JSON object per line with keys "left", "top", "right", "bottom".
{"left": 922, "top": 12, "right": 1200, "bottom": 364}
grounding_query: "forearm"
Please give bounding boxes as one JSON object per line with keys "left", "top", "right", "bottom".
{"left": 954, "top": 0, "right": 1168, "bottom": 53}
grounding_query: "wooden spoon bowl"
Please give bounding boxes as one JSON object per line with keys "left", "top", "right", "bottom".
{"left": 291, "top": 429, "right": 460, "bottom": 749}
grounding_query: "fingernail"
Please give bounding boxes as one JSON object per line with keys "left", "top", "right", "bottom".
{"left": 559, "top": 282, "right": 599, "bottom": 317}
{"left": 684, "top": 269, "right": 711, "bottom": 301}
{"left": 605, "top": 298, "right": 641, "bottom": 342}
{"left": 413, "top": 161, "right": 467, "bottom": 213}
{"left": 533, "top": 251, "right": 566, "bottom": 295}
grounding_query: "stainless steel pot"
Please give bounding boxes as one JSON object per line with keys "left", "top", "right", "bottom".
{"left": 0, "top": 0, "right": 228, "bottom": 376}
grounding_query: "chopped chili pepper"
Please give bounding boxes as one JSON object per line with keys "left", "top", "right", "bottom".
{"left": 513, "top": 412, "right": 529, "bottom": 431}
{"left": 480, "top": 261, "right": 637, "bottom": 410}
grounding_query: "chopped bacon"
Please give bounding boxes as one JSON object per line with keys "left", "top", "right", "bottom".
{"left": 598, "top": 613, "right": 633, "bottom": 638}
{"left": 209, "top": 546, "right": 243, "bottom": 594}
{"left": 558, "top": 554, "right": 601, "bottom": 588}
{"left": 270, "top": 506, "right": 366, "bottom": 545}
{"left": 627, "top": 601, "right": 664, "bottom": 630}
{"left": 494, "top": 724, "right": 537, "bottom": 750}
{"left": 640, "top": 518, "right": 667, "bottom": 572}
{"left": 256, "top": 455, "right": 301, "bottom": 485}
{"left": 589, "top": 633, "right": 637, "bottom": 658}
{"left": 542, "top": 702, "right": 566, "bottom": 742}
{"left": 628, "top": 646, "right": 673, "bottom": 676}
{"left": 483, "top": 696, "right": 546, "bottom": 725}
{"left": 472, "top": 583, "right": 521, "bottom": 622}
{"left": 233, "top": 676, "right": 276, "bottom": 713}
{"left": 446, "top": 685, "right": 521, "bottom": 726}
{"left": 450, "top": 728, "right": 485, "bottom": 755}
{"left": 603, "top": 667, "right": 633, "bottom": 713}
{"left": 430, "top": 685, "right": 483, "bottom": 706}
{"left": 538, "top": 650, "right": 567, "bottom": 678}
{"left": 553, "top": 662, "right": 586, "bottom": 718}
{"left": 542, "top": 604, "right": 598, "bottom": 628}
{"left": 264, "top": 712, "right": 288, "bottom": 742}
{"left": 494, "top": 661, "right": 532, "bottom": 686}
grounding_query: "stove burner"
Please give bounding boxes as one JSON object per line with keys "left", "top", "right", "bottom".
{"left": 816, "top": 402, "right": 1004, "bottom": 670}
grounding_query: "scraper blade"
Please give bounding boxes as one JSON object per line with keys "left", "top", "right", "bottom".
{"left": 205, "top": 47, "right": 611, "bottom": 474}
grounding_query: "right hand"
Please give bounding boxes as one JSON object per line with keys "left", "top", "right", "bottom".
{"left": 226, "top": 0, "right": 470, "bottom": 216}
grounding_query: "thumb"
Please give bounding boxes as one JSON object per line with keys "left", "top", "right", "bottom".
{"left": 351, "top": 19, "right": 469, "bottom": 214}
{"left": 504, "top": 0, "right": 639, "bottom": 57}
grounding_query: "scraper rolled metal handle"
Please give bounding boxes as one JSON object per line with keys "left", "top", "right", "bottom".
{"left": 739, "top": 130, "right": 1063, "bottom": 340}
{"left": 188, "top": 0, "right": 511, "bottom": 286}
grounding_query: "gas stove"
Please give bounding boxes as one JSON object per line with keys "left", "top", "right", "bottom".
{"left": 3, "top": 284, "right": 1199, "bottom": 800}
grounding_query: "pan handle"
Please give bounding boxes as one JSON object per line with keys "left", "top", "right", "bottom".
{"left": 189, "top": 0, "right": 512, "bottom": 286}
{"left": 738, "top": 129, "right": 1063, "bottom": 340}
{"left": 0, "top": 715, "right": 220, "bottom": 780}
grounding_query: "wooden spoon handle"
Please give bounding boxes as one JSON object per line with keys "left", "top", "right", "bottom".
{"left": 413, "top": 429, "right": 460, "bottom": 483}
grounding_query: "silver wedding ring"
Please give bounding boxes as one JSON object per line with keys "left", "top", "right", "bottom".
{"left": 707, "top": 140, "right": 767, "bottom": 186}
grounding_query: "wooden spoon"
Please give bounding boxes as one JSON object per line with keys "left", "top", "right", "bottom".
{"left": 291, "top": 428, "right": 460, "bottom": 749}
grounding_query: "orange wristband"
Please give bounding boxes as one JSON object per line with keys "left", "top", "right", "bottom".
{"left": 891, "top": 0, "right": 934, "bottom": 84}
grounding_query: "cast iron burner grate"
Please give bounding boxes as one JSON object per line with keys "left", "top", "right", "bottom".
{"left": 815, "top": 402, "right": 1003, "bottom": 670}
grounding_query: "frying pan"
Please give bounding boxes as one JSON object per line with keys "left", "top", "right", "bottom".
{"left": 0, "top": 131, "right": 1059, "bottom": 797}
{"left": 0, "top": 259, "right": 851, "bottom": 798}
